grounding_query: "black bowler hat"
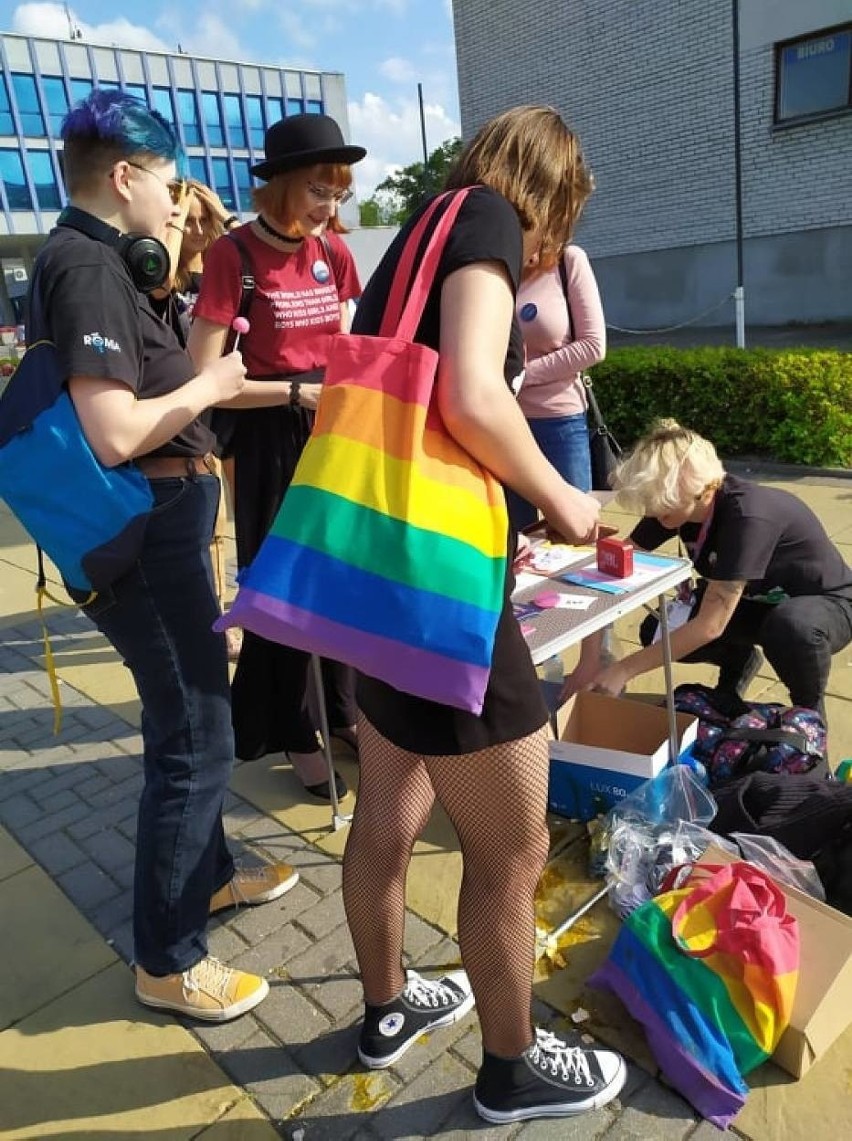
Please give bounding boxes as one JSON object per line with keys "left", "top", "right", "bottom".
{"left": 250, "top": 113, "right": 366, "bottom": 181}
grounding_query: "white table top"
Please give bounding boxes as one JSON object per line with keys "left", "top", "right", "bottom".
{"left": 513, "top": 550, "right": 693, "bottom": 666}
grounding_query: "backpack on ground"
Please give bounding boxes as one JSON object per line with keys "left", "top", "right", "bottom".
{"left": 673, "top": 684, "right": 827, "bottom": 787}
{"left": 711, "top": 771, "right": 852, "bottom": 914}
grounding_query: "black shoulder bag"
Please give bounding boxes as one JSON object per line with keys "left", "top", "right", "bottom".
{"left": 557, "top": 255, "right": 621, "bottom": 491}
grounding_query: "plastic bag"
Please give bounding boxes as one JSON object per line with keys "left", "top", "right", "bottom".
{"left": 731, "top": 832, "right": 826, "bottom": 901}
{"left": 589, "top": 764, "right": 717, "bottom": 874}
{"left": 589, "top": 766, "right": 723, "bottom": 919}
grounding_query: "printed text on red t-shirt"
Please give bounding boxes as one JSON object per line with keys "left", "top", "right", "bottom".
{"left": 269, "top": 284, "right": 339, "bottom": 330}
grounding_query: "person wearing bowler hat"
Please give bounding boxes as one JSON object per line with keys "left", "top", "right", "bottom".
{"left": 189, "top": 113, "right": 365, "bottom": 800}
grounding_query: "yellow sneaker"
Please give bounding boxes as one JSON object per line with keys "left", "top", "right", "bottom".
{"left": 135, "top": 957, "right": 268, "bottom": 1021}
{"left": 210, "top": 862, "right": 299, "bottom": 915}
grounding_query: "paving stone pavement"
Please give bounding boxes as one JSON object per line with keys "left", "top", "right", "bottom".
{"left": 0, "top": 606, "right": 732, "bottom": 1138}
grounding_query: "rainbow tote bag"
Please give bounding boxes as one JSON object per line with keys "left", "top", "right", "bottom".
{"left": 217, "top": 189, "right": 508, "bottom": 713}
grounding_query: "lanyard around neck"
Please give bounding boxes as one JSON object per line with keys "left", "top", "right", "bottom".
{"left": 690, "top": 493, "right": 717, "bottom": 564}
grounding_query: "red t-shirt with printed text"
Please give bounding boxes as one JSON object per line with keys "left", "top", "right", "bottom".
{"left": 193, "top": 226, "right": 361, "bottom": 376}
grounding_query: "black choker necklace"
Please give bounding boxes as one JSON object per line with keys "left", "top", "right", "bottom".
{"left": 256, "top": 215, "right": 304, "bottom": 243}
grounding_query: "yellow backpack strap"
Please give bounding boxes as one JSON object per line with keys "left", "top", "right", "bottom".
{"left": 35, "top": 547, "right": 95, "bottom": 734}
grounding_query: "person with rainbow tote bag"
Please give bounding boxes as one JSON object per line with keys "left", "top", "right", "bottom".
{"left": 222, "top": 105, "right": 631, "bottom": 1125}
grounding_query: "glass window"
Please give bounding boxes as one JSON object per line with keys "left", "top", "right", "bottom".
{"left": 124, "top": 83, "right": 147, "bottom": 103}
{"left": 0, "top": 148, "right": 31, "bottom": 209}
{"left": 177, "top": 89, "right": 201, "bottom": 145}
{"left": 777, "top": 27, "right": 852, "bottom": 121}
{"left": 27, "top": 149, "right": 62, "bottom": 210}
{"left": 41, "top": 76, "right": 69, "bottom": 137}
{"left": 188, "top": 155, "right": 208, "bottom": 184}
{"left": 306, "top": 99, "right": 323, "bottom": 115}
{"left": 12, "top": 73, "right": 46, "bottom": 136}
{"left": 287, "top": 98, "right": 304, "bottom": 116}
{"left": 266, "top": 96, "right": 284, "bottom": 126}
{"left": 151, "top": 86, "right": 176, "bottom": 130}
{"left": 223, "top": 93, "right": 246, "bottom": 148}
{"left": 245, "top": 94, "right": 264, "bottom": 149}
{"left": 211, "top": 157, "right": 235, "bottom": 209}
{"left": 70, "top": 78, "right": 92, "bottom": 106}
{"left": 234, "top": 158, "right": 254, "bottom": 212}
{"left": 0, "top": 74, "right": 13, "bottom": 135}
{"left": 202, "top": 91, "right": 224, "bottom": 146}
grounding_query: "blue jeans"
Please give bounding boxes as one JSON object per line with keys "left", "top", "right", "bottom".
{"left": 79, "top": 474, "right": 235, "bottom": 974}
{"left": 506, "top": 412, "right": 592, "bottom": 531}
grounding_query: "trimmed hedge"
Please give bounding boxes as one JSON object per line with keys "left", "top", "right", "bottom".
{"left": 589, "top": 346, "right": 851, "bottom": 468}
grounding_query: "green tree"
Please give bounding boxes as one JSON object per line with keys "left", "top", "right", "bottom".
{"left": 359, "top": 137, "right": 462, "bottom": 227}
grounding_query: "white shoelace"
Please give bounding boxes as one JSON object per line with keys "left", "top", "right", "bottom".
{"left": 182, "top": 957, "right": 234, "bottom": 1000}
{"left": 530, "top": 1030, "right": 595, "bottom": 1087}
{"left": 404, "top": 972, "right": 459, "bottom": 1009}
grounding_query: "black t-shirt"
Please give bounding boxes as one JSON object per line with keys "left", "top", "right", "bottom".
{"left": 632, "top": 473, "right": 852, "bottom": 602}
{"left": 30, "top": 226, "right": 214, "bottom": 458}
{"left": 352, "top": 187, "right": 548, "bottom": 755}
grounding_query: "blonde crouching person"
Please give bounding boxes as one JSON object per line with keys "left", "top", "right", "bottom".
{"left": 563, "top": 419, "right": 852, "bottom": 726}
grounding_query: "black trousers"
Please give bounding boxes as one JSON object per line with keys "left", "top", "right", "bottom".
{"left": 642, "top": 592, "right": 852, "bottom": 714}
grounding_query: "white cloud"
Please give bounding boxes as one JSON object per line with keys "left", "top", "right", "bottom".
{"left": 13, "top": 4, "right": 172, "bottom": 51}
{"left": 348, "top": 90, "right": 459, "bottom": 199}
{"left": 379, "top": 57, "right": 417, "bottom": 85}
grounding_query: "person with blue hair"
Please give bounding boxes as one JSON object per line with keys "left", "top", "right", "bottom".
{"left": 27, "top": 89, "right": 298, "bottom": 1021}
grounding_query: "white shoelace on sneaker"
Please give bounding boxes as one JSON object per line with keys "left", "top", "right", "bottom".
{"left": 228, "top": 864, "right": 275, "bottom": 906}
{"left": 182, "top": 957, "right": 234, "bottom": 1001}
{"left": 404, "top": 973, "right": 459, "bottom": 1009}
{"left": 530, "top": 1030, "right": 595, "bottom": 1088}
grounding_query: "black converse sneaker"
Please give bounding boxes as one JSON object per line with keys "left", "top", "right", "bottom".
{"left": 473, "top": 1028, "right": 627, "bottom": 1123}
{"left": 358, "top": 969, "right": 475, "bottom": 1068}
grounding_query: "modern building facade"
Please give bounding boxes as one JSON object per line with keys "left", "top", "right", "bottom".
{"left": 452, "top": 0, "right": 852, "bottom": 329}
{"left": 0, "top": 31, "right": 355, "bottom": 324}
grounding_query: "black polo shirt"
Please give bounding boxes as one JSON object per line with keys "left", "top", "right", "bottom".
{"left": 30, "top": 226, "right": 214, "bottom": 458}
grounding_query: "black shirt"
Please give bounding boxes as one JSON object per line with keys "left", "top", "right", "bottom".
{"left": 30, "top": 226, "right": 214, "bottom": 458}
{"left": 352, "top": 187, "right": 548, "bottom": 755}
{"left": 632, "top": 473, "right": 852, "bottom": 602}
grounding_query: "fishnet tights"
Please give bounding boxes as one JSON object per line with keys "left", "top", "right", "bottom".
{"left": 342, "top": 714, "right": 550, "bottom": 1057}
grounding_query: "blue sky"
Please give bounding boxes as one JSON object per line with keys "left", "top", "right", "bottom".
{"left": 2, "top": 1, "right": 461, "bottom": 196}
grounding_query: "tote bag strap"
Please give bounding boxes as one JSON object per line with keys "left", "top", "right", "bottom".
{"left": 379, "top": 188, "right": 473, "bottom": 341}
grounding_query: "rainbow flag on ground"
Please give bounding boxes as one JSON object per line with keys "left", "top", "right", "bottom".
{"left": 590, "top": 862, "right": 799, "bottom": 1128}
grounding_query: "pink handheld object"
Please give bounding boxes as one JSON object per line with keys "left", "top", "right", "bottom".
{"left": 533, "top": 591, "right": 561, "bottom": 609}
{"left": 231, "top": 315, "right": 250, "bottom": 350}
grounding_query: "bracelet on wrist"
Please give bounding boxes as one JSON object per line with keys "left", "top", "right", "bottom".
{"left": 289, "top": 380, "right": 301, "bottom": 407}
{"left": 224, "top": 215, "right": 239, "bottom": 230}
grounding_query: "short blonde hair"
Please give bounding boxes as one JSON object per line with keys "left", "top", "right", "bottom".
{"left": 612, "top": 419, "right": 725, "bottom": 516}
{"left": 252, "top": 162, "right": 352, "bottom": 236}
{"left": 444, "top": 105, "right": 593, "bottom": 270}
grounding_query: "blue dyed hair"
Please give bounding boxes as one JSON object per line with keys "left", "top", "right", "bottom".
{"left": 61, "top": 87, "right": 186, "bottom": 194}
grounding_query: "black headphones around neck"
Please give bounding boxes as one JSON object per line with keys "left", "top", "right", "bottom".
{"left": 57, "top": 207, "right": 170, "bottom": 294}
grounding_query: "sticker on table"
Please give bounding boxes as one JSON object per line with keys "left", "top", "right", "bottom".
{"left": 513, "top": 600, "right": 542, "bottom": 622}
{"left": 533, "top": 591, "right": 595, "bottom": 611}
{"left": 527, "top": 541, "right": 594, "bottom": 576}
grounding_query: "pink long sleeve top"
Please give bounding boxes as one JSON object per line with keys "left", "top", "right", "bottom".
{"left": 515, "top": 244, "right": 606, "bottom": 419}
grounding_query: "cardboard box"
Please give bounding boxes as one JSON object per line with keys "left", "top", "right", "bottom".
{"left": 700, "top": 844, "right": 852, "bottom": 1078}
{"left": 547, "top": 691, "right": 698, "bottom": 821}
